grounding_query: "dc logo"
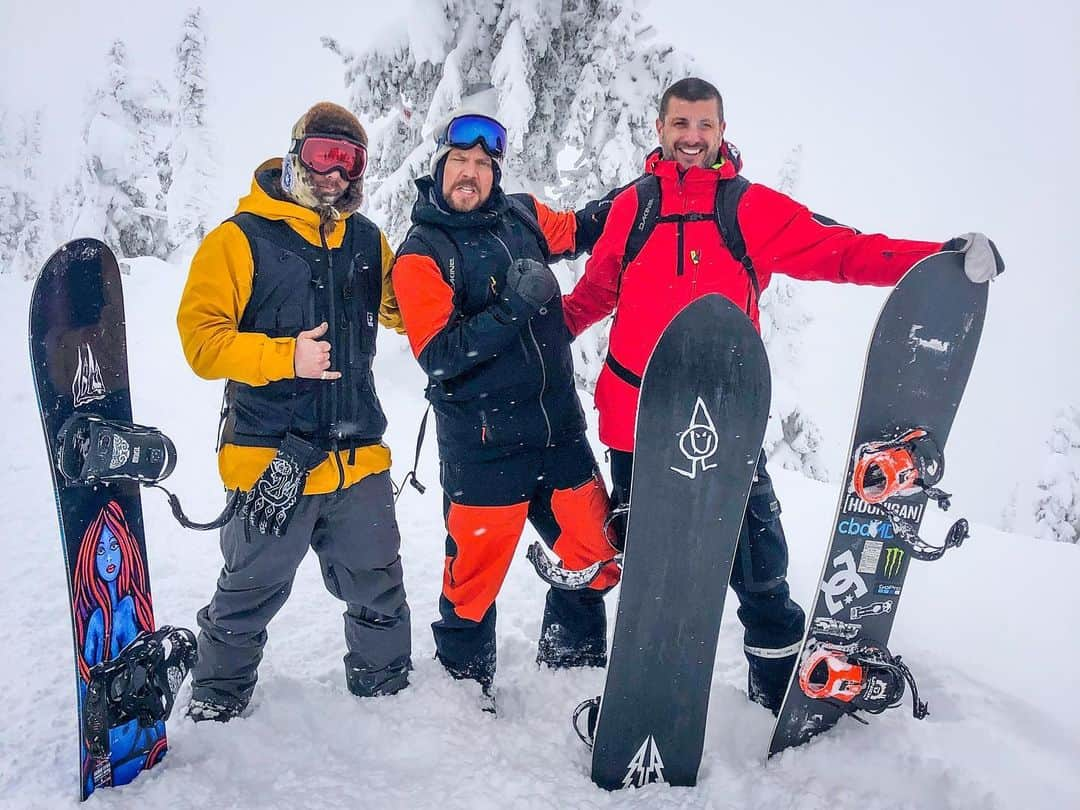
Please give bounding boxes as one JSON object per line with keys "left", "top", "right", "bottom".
{"left": 820, "top": 550, "right": 868, "bottom": 616}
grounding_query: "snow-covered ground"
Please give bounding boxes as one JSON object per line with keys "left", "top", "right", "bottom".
{"left": 1, "top": 263, "right": 1077, "bottom": 809}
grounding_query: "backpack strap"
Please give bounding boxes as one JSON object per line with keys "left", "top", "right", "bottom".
{"left": 713, "top": 175, "right": 759, "bottom": 311}
{"left": 621, "top": 175, "right": 662, "bottom": 270}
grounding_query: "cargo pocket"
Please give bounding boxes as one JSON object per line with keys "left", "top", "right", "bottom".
{"left": 740, "top": 486, "right": 789, "bottom": 592}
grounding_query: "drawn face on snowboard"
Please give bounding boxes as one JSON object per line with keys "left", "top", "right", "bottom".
{"left": 682, "top": 425, "right": 718, "bottom": 459}
{"left": 656, "top": 97, "right": 725, "bottom": 172}
{"left": 442, "top": 145, "right": 494, "bottom": 212}
{"left": 95, "top": 524, "right": 122, "bottom": 583}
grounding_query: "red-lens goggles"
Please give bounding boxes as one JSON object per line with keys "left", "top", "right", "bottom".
{"left": 437, "top": 114, "right": 507, "bottom": 159}
{"left": 294, "top": 135, "right": 367, "bottom": 181}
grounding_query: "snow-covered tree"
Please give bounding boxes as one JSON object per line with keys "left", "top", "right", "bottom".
{"left": 72, "top": 40, "right": 175, "bottom": 261}
{"left": 0, "top": 112, "right": 22, "bottom": 275}
{"left": 760, "top": 144, "right": 828, "bottom": 481}
{"left": 0, "top": 110, "right": 54, "bottom": 278}
{"left": 167, "top": 7, "right": 218, "bottom": 255}
{"left": 325, "top": 0, "right": 690, "bottom": 387}
{"left": 1032, "top": 405, "right": 1080, "bottom": 543}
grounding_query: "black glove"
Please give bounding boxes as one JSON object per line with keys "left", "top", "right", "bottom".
{"left": 239, "top": 433, "right": 326, "bottom": 537}
{"left": 941, "top": 232, "right": 1004, "bottom": 283}
{"left": 504, "top": 258, "right": 559, "bottom": 310}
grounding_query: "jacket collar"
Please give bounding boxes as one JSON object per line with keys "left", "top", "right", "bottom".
{"left": 643, "top": 141, "right": 743, "bottom": 183}
{"left": 411, "top": 175, "right": 510, "bottom": 230}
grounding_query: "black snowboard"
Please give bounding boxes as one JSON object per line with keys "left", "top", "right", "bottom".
{"left": 767, "top": 251, "right": 987, "bottom": 758}
{"left": 589, "top": 294, "right": 771, "bottom": 790}
{"left": 29, "top": 239, "right": 168, "bottom": 799}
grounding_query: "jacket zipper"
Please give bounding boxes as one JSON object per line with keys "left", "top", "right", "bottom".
{"left": 319, "top": 222, "right": 345, "bottom": 492}
{"left": 493, "top": 232, "right": 552, "bottom": 446}
{"left": 676, "top": 219, "right": 685, "bottom": 277}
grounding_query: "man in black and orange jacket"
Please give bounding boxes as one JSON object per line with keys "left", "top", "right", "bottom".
{"left": 563, "top": 77, "right": 1004, "bottom": 714}
{"left": 392, "top": 105, "right": 617, "bottom": 699}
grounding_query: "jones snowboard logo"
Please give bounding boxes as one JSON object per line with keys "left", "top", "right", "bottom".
{"left": 624, "top": 735, "right": 666, "bottom": 788}
{"left": 670, "top": 397, "right": 719, "bottom": 479}
{"left": 73, "top": 344, "right": 107, "bottom": 407}
{"left": 821, "top": 550, "right": 868, "bottom": 615}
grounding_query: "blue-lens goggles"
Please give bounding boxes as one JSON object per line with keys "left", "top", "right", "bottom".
{"left": 437, "top": 114, "right": 507, "bottom": 159}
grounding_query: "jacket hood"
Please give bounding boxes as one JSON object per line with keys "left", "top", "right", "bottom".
{"left": 236, "top": 158, "right": 348, "bottom": 246}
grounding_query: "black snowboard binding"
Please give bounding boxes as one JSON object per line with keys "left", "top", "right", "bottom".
{"left": 56, "top": 413, "right": 237, "bottom": 531}
{"left": 572, "top": 695, "right": 602, "bottom": 749}
{"left": 852, "top": 427, "right": 970, "bottom": 562}
{"left": 83, "top": 626, "right": 198, "bottom": 759}
{"left": 797, "top": 638, "right": 928, "bottom": 722}
{"left": 58, "top": 414, "right": 176, "bottom": 487}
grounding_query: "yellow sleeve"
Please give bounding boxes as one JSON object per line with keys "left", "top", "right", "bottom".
{"left": 176, "top": 221, "right": 297, "bottom": 386}
{"left": 378, "top": 230, "right": 406, "bottom": 334}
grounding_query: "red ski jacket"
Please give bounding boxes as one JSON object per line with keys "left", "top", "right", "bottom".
{"left": 562, "top": 149, "right": 944, "bottom": 452}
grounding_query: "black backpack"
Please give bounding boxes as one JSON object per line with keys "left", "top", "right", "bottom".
{"left": 619, "top": 173, "right": 759, "bottom": 311}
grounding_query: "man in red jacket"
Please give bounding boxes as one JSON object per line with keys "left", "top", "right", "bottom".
{"left": 562, "top": 77, "right": 1003, "bottom": 713}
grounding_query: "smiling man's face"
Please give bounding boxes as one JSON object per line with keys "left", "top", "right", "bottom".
{"left": 656, "top": 96, "right": 725, "bottom": 171}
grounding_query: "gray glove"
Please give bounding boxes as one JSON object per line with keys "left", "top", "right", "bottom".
{"left": 944, "top": 232, "right": 1004, "bottom": 283}
{"left": 505, "top": 258, "right": 559, "bottom": 309}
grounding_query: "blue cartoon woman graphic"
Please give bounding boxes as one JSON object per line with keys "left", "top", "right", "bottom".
{"left": 73, "top": 501, "right": 165, "bottom": 793}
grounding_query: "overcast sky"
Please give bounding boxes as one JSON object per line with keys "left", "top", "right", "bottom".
{"left": 2, "top": 0, "right": 1077, "bottom": 523}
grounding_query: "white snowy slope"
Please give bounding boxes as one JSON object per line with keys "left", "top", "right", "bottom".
{"left": 0, "top": 263, "right": 1077, "bottom": 810}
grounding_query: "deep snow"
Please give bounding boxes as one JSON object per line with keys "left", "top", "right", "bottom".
{"left": 0, "top": 261, "right": 1077, "bottom": 809}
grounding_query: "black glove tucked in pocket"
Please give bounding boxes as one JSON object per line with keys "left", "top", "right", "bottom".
{"left": 239, "top": 433, "right": 327, "bottom": 537}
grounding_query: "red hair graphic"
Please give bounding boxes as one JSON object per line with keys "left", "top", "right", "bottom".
{"left": 72, "top": 501, "right": 155, "bottom": 682}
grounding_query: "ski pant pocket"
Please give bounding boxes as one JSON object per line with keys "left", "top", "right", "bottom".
{"left": 732, "top": 470, "right": 789, "bottom": 595}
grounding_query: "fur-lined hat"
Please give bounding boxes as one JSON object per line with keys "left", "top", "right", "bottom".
{"left": 282, "top": 102, "right": 367, "bottom": 218}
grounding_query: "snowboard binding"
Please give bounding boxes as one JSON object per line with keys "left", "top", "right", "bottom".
{"left": 56, "top": 413, "right": 238, "bottom": 531}
{"left": 852, "top": 427, "right": 971, "bottom": 562}
{"left": 58, "top": 413, "right": 176, "bottom": 487}
{"left": 853, "top": 428, "right": 948, "bottom": 506}
{"left": 83, "top": 626, "right": 198, "bottom": 759}
{"left": 572, "top": 695, "right": 601, "bottom": 749}
{"left": 525, "top": 541, "right": 619, "bottom": 590}
{"left": 797, "top": 638, "right": 928, "bottom": 721}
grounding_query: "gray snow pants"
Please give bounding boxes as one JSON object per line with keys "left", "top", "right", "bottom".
{"left": 190, "top": 470, "right": 411, "bottom": 708}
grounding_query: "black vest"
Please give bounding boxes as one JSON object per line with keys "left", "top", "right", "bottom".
{"left": 398, "top": 183, "right": 587, "bottom": 460}
{"left": 220, "top": 213, "right": 387, "bottom": 451}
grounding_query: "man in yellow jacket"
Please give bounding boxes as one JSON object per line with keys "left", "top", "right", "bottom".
{"left": 177, "top": 102, "right": 410, "bottom": 721}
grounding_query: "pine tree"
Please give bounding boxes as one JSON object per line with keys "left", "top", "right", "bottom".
{"left": 167, "top": 7, "right": 218, "bottom": 255}
{"left": 760, "top": 144, "right": 828, "bottom": 481}
{"left": 73, "top": 40, "right": 174, "bottom": 261}
{"left": 0, "top": 110, "right": 52, "bottom": 278}
{"left": 1032, "top": 405, "right": 1080, "bottom": 544}
{"left": 0, "top": 111, "right": 21, "bottom": 275}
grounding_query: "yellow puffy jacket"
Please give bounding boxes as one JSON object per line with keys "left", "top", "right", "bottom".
{"left": 176, "top": 158, "right": 403, "bottom": 494}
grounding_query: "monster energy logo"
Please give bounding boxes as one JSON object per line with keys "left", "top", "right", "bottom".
{"left": 883, "top": 547, "right": 905, "bottom": 578}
